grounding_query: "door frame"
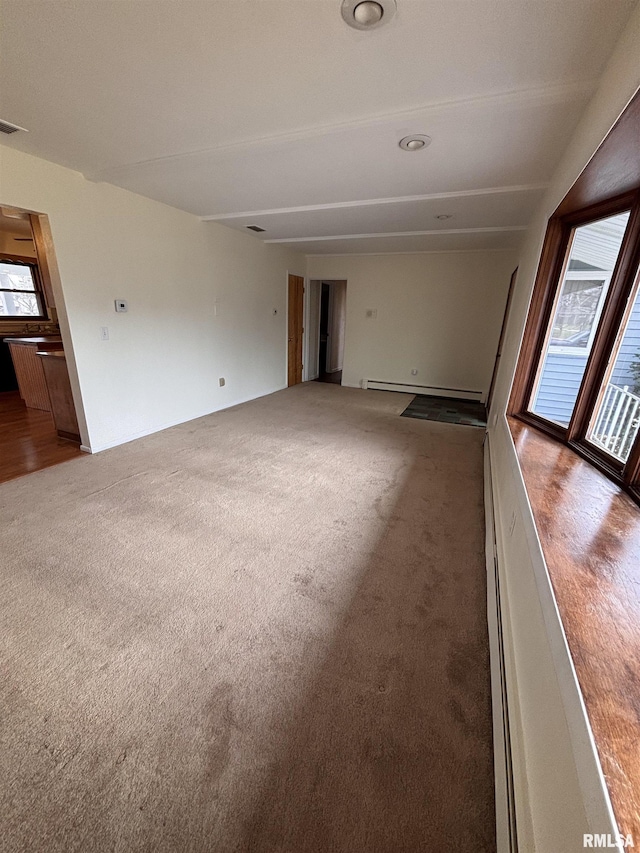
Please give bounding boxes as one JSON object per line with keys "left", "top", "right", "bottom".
{"left": 286, "top": 271, "right": 305, "bottom": 387}
{"left": 303, "top": 279, "right": 321, "bottom": 382}
{"left": 1, "top": 205, "right": 89, "bottom": 448}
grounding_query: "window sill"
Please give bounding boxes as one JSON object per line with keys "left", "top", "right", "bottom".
{"left": 508, "top": 416, "right": 640, "bottom": 842}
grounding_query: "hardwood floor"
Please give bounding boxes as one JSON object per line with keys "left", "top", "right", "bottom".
{"left": 0, "top": 391, "right": 82, "bottom": 484}
{"left": 509, "top": 416, "right": 640, "bottom": 843}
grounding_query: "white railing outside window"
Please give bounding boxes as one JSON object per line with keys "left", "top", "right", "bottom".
{"left": 591, "top": 383, "right": 640, "bottom": 462}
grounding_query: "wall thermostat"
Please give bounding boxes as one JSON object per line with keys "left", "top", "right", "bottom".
{"left": 115, "top": 299, "right": 128, "bottom": 313}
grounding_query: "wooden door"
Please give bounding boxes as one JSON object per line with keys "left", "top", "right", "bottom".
{"left": 288, "top": 274, "right": 304, "bottom": 386}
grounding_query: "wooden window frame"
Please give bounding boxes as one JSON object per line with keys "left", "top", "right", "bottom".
{"left": 509, "top": 85, "right": 640, "bottom": 504}
{"left": 0, "top": 252, "right": 47, "bottom": 320}
{"left": 510, "top": 190, "right": 640, "bottom": 503}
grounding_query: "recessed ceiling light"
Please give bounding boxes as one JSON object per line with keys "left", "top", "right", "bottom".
{"left": 435, "top": 214, "right": 453, "bottom": 220}
{"left": 246, "top": 225, "right": 265, "bottom": 233}
{"left": 341, "top": 0, "right": 396, "bottom": 30}
{"left": 399, "top": 134, "right": 431, "bottom": 151}
{"left": 354, "top": 1, "right": 383, "bottom": 25}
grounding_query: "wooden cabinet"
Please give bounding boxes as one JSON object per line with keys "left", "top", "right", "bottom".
{"left": 37, "top": 351, "right": 80, "bottom": 442}
{"left": 5, "top": 337, "right": 63, "bottom": 410}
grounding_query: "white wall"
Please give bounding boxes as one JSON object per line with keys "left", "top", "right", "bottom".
{"left": 307, "top": 252, "right": 517, "bottom": 398}
{"left": 0, "top": 145, "right": 305, "bottom": 451}
{"left": 486, "top": 5, "right": 640, "bottom": 851}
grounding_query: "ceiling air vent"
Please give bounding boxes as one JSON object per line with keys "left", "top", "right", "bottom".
{"left": 246, "top": 225, "right": 265, "bottom": 233}
{"left": 0, "top": 119, "right": 28, "bottom": 135}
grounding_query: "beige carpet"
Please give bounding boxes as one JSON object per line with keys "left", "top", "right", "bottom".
{"left": 0, "top": 383, "right": 494, "bottom": 852}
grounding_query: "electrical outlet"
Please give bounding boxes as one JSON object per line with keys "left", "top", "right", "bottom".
{"left": 114, "top": 299, "right": 128, "bottom": 313}
{"left": 100, "top": 326, "right": 109, "bottom": 340}
{"left": 219, "top": 377, "right": 225, "bottom": 387}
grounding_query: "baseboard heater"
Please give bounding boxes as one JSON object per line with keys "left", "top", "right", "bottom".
{"left": 362, "top": 379, "right": 483, "bottom": 402}
{"left": 485, "top": 440, "right": 519, "bottom": 853}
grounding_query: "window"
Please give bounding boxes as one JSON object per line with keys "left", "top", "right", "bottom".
{"left": 0, "top": 258, "right": 46, "bottom": 318}
{"left": 587, "top": 262, "right": 640, "bottom": 462}
{"left": 529, "top": 212, "right": 630, "bottom": 426}
{"left": 511, "top": 190, "right": 640, "bottom": 504}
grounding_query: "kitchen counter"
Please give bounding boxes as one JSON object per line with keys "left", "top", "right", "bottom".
{"left": 3, "top": 336, "right": 63, "bottom": 347}
{"left": 36, "top": 350, "right": 80, "bottom": 441}
{"left": 4, "top": 337, "right": 64, "bottom": 410}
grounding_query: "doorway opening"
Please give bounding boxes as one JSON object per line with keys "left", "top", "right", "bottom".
{"left": 0, "top": 205, "right": 83, "bottom": 483}
{"left": 309, "top": 280, "right": 347, "bottom": 385}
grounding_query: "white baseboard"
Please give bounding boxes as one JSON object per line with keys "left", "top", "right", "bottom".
{"left": 484, "top": 437, "right": 518, "bottom": 853}
{"left": 363, "top": 379, "right": 483, "bottom": 402}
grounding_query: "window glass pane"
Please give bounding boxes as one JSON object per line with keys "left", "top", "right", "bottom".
{"left": 0, "top": 261, "right": 36, "bottom": 291}
{"left": 587, "top": 264, "right": 640, "bottom": 463}
{"left": 530, "top": 211, "right": 630, "bottom": 427}
{"left": 0, "top": 291, "right": 41, "bottom": 317}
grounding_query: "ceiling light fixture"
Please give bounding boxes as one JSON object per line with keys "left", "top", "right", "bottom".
{"left": 341, "top": 0, "right": 396, "bottom": 30}
{"left": 435, "top": 214, "right": 453, "bottom": 220}
{"left": 399, "top": 134, "right": 431, "bottom": 151}
{"left": 354, "top": 1, "right": 383, "bottom": 25}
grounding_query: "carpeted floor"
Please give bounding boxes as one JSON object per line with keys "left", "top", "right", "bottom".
{"left": 0, "top": 382, "right": 494, "bottom": 852}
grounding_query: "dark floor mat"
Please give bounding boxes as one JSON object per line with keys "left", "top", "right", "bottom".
{"left": 401, "top": 394, "right": 487, "bottom": 427}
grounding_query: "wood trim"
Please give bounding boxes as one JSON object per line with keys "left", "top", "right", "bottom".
{"left": 0, "top": 251, "right": 39, "bottom": 265}
{"left": 513, "top": 410, "right": 567, "bottom": 443}
{"left": 625, "top": 415, "right": 640, "bottom": 486}
{"left": 508, "top": 217, "right": 567, "bottom": 416}
{"left": 510, "top": 85, "right": 640, "bottom": 449}
{"left": 508, "top": 106, "right": 640, "bottom": 495}
{"left": 29, "top": 214, "right": 59, "bottom": 311}
{"left": 287, "top": 274, "right": 304, "bottom": 387}
{"left": 559, "top": 189, "right": 638, "bottom": 229}
{"left": 566, "top": 194, "right": 640, "bottom": 443}
{"left": 554, "top": 87, "right": 640, "bottom": 218}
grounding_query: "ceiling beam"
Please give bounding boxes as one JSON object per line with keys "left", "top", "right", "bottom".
{"left": 305, "top": 248, "right": 521, "bottom": 257}
{"left": 264, "top": 226, "right": 528, "bottom": 244}
{"left": 86, "top": 80, "right": 594, "bottom": 184}
{"left": 200, "top": 184, "right": 548, "bottom": 222}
